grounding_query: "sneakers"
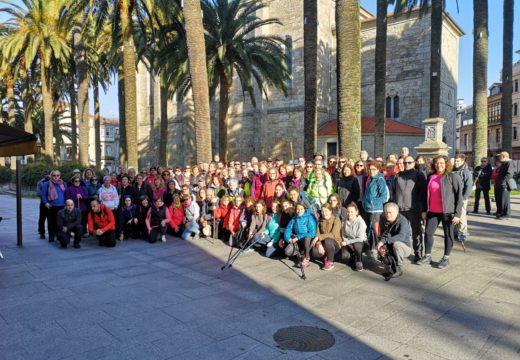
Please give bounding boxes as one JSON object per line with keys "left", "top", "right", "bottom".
{"left": 437, "top": 256, "right": 450, "bottom": 269}
{"left": 416, "top": 254, "right": 432, "bottom": 265}
{"left": 161, "top": 235, "right": 166, "bottom": 243}
{"left": 322, "top": 257, "right": 334, "bottom": 271}
{"left": 355, "top": 261, "right": 364, "bottom": 271}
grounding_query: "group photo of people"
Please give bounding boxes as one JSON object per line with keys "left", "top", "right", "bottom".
{"left": 36, "top": 148, "right": 517, "bottom": 281}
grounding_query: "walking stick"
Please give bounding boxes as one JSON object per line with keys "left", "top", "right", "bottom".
{"left": 221, "top": 232, "right": 262, "bottom": 270}
{"left": 292, "top": 242, "right": 306, "bottom": 280}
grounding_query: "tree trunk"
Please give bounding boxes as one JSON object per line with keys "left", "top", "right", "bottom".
{"left": 429, "top": 0, "right": 442, "bottom": 118}
{"left": 118, "top": 66, "right": 127, "bottom": 167}
{"left": 69, "top": 71, "right": 78, "bottom": 161}
{"left": 159, "top": 84, "right": 169, "bottom": 166}
{"left": 336, "top": 0, "right": 361, "bottom": 159}
{"left": 374, "top": 0, "right": 387, "bottom": 158}
{"left": 304, "top": 0, "right": 318, "bottom": 160}
{"left": 501, "top": 0, "right": 514, "bottom": 154}
{"left": 472, "top": 0, "right": 488, "bottom": 167}
{"left": 94, "top": 82, "right": 101, "bottom": 167}
{"left": 183, "top": 0, "right": 213, "bottom": 163}
{"left": 121, "top": 3, "right": 138, "bottom": 169}
{"left": 217, "top": 68, "right": 230, "bottom": 163}
{"left": 74, "top": 20, "right": 90, "bottom": 166}
{"left": 6, "top": 76, "right": 15, "bottom": 126}
{"left": 40, "top": 60, "right": 54, "bottom": 161}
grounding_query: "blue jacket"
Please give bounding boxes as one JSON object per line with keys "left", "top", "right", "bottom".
{"left": 41, "top": 181, "right": 67, "bottom": 207}
{"left": 284, "top": 210, "right": 317, "bottom": 242}
{"left": 362, "top": 173, "right": 389, "bottom": 213}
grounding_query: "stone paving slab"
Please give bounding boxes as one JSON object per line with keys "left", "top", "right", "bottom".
{"left": 1, "top": 195, "right": 520, "bottom": 359}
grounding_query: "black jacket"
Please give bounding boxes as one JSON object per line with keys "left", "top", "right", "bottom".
{"left": 426, "top": 172, "right": 463, "bottom": 217}
{"left": 336, "top": 176, "right": 361, "bottom": 208}
{"left": 497, "top": 160, "right": 516, "bottom": 188}
{"left": 392, "top": 169, "right": 427, "bottom": 212}
{"left": 57, "top": 208, "right": 82, "bottom": 229}
{"left": 379, "top": 214, "right": 412, "bottom": 248}
{"left": 473, "top": 164, "right": 492, "bottom": 190}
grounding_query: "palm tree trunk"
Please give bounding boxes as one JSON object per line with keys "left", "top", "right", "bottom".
{"left": 121, "top": 3, "right": 138, "bottom": 169}
{"left": 74, "top": 21, "right": 90, "bottom": 166}
{"left": 40, "top": 60, "right": 54, "bottom": 161}
{"left": 218, "top": 67, "right": 230, "bottom": 163}
{"left": 501, "top": 0, "right": 514, "bottom": 154}
{"left": 183, "top": 0, "right": 213, "bottom": 163}
{"left": 6, "top": 76, "right": 15, "bottom": 126}
{"left": 69, "top": 72, "right": 78, "bottom": 161}
{"left": 336, "top": 0, "right": 361, "bottom": 159}
{"left": 118, "top": 67, "right": 127, "bottom": 166}
{"left": 473, "top": 0, "right": 488, "bottom": 166}
{"left": 429, "top": 0, "right": 442, "bottom": 118}
{"left": 374, "top": 0, "right": 387, "bottom": 158}
{"left": 159, "top": 84, "right": 169, "bottom": 166}
{"left": 304, "top": 0, "right": 318, "bottom": 160}
{"left": 94, "top": 82, "right": 101, "bottom": 167}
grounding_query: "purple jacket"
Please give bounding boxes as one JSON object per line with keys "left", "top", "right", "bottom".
{"left": 65, "top": 185, "right": 89, "bottom": 212}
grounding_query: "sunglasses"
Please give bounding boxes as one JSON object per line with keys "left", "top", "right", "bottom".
{"left": 355, "top": 164, "right": 364, "bottom": 167}
{"left": 403, "top": 161, "right": 414, "bottom": 165}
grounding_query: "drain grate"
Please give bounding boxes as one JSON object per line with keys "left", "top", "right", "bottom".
{"left": 273, "top": 326, "right": 335, "bottom": 352}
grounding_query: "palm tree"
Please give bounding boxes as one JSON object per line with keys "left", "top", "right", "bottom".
{"left": 472, "top": 0, "right": 488, "bottom": 167}
{"left": 202, "top": 0, "right": 289, "bottom": 162}
{"left": 303, "top": 0, "right": 318, "bottom": 160}
{"left": 0, "top": 0, "right": 83, "bottom": 161}
{"left": 336, "top": 0, "right": 361, "bottom": 159}
{"left": 374, "top": 0, "right": 389, "bottom": 158}
{"left": 183, "top": 0, "right": 212, "bottom": 163}
{"left": 501, "top": 0, "right": 514, "bottom": 154}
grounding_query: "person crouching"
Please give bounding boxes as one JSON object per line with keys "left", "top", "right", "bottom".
{"left": 146, "top": 197, "right": 171, "bottom": 243}
{"left": 88, "top": 199, "right": 116, "bottom": 247}
{"left": 56, "top": 199, "right": 83, "bottom": 249}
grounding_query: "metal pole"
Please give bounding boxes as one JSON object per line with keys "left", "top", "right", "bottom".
{"left": 16, "top": 157, "right": 22, "bottom": 247}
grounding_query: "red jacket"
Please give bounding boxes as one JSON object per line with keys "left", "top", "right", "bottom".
{"left": 261, "top": 179, "right": 285, "bottom": 208}
{"left": 214, "top": 203, "right": 231, "bottom": 221}
{"left": 168, "top": 205, "right": 184, "bottom": 229}
{"left": 88, "top": 205, "right": 116, "bottom": 234}
{"left": 251, "top": 173, "right": 266, "bottom": 201}
{"left": 224, "top": 206, "right": 242, "bottom": 234}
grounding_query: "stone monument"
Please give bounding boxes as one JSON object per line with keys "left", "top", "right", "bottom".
{"left": 415, "top": 117, "right": 452, "bottom": 158}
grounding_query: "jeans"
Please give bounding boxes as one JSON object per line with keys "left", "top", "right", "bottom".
{"left": 253, "top": 233, "right": 278, "bottom": 257}
{"left": 425, "top": 212, "right": 455, "bottom": 256}
{"left": 181, "top": 221, "right": 200, "bottom": 240}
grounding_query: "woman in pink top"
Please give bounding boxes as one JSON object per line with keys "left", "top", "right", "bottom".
{"left": 417, "top": 155, "right": 463, "bottom": 270}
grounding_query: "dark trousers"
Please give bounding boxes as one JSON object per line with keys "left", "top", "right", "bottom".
{"left": 401, "top": 210, "right": 423, "bottom": 256}
{"left": 122, "top": 222, "right": 139, "bottom": 239}
{"left": 310, "top": 238, "right": 340, "bottom": 261}
{"left": 342, "top": 242, "right": 364, "bottom": 263}
{"left": 148, "top": 225, "right": 167, "bottom": 243}
{"left": 48, "top": 205, "right": 64, "bottom": 240}
{"left": 302, "top": 236, "right": 315, "bottom": 259}
{"left": 425, "top": 212, "right": 455, "bottom": 256}
{"left": 57, "top": 224, "right": 83, "bottom": 247}
{"left": 494, "top": 186, "right": 503, "bottom": 215}
{"left": 501, "top": 187, "right": 511, "bottom": 218}
{"left": 111, "top": 208, "right": 120, "bottom": 236}
{"left": 474, "top": 188, "right": 491, "bottom": 213}
{"left": 96, "top": 230, "right": 116, "bottom": 247}
{"left": 80, "top": 210, "right": 88, "bottom": 234}
{"left": 38, "top": 201, "right": 48, "bottom": 235}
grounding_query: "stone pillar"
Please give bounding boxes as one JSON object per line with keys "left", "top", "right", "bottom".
{"left": 415, "top": 117, "right": 451, "bottom": 158}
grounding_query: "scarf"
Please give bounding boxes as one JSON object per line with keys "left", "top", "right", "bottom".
{"left": 48, "top": 178, "right": 65, "bottom": 201}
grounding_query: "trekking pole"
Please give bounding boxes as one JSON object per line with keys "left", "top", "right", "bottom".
{"left": 222, "top": 234, "right": 264, "bottom": 270}
{"left": 222, "top": 229, "right": 248, "bottom": 270}
{"left": 292, "top": 242, "right": 306, "bottom": 280}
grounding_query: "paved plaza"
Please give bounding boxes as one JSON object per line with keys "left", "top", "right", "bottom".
{"left": 0, "top": 194, "right": 519, "bottom": 360}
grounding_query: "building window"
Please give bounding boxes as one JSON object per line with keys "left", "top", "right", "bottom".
{"left": 496, "top": 128, "right": 501, "bottom": 143}
{"left": 386, "top": 96, "right": 392, "bottom": 118}
{"left": 463, "top": 133, "right": 468, "bottom": 147}
{"left": 105, "top": 127, "right": 114, "bottom": 138}
{"left": 514, "top": 103, "right": 518, "bottom": 117}
{"left": 393, "top": 96, "right": 400, "bottom": 118}
{"left": 285, "top": 36, "right": 293, "bottom": 89}
{"left": 327, "top": 142, "right": 337, "bottom": 157}
{"left": 514, "top": 127, "right": 518, "bottom": 140}
{"left": 515, "top": 79, "right": 519, "bottom": 92}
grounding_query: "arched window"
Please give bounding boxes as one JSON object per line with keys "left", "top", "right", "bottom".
{"left": 386, "top": 96, "right": 392, "bottom": 118}
{"left": 393, "top": 95, "right": 400, "bottom": 118}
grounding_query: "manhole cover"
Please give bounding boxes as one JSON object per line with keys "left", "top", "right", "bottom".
{"left": 273, "top": 326, "right": 335, "bottom": 352}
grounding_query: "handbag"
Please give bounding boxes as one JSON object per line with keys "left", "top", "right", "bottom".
{"left": 506, "top": 178, "right": 517, "bottom": 191}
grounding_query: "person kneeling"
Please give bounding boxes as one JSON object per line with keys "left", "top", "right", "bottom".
{"left": 284, "top": 202, "right": 317, "bottom": 267}
{"left": 376, "top": 202, "right": 412, "bottom": 280}
{"left": 88, "top": 200, "right": 116, "bottom": 247}
{"left": 146, "top": 197, "right": 171, "bottom": 243}
{"left": 56, "top": 199, "right": 83, "bottom": 249}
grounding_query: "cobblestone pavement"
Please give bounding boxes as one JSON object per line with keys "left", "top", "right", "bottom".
{"left": 0, "top": 195, "right": 519, "bottom": 359}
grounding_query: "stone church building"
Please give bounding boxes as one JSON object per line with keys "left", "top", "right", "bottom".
{"left": 136, "top": 1, "right": 463, "bottom": 167}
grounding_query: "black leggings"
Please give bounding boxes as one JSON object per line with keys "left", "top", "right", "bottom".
{"left": 149, "top": 225, "right": 167, "bottom": 243}
{"left": 343, "top": 242, "right": 364, "bottom": 263}
{"left": 425, "top": 212, "right": 455, "bottom": 256}
{"left": 310, "top": 238, "right": 340, "bottom": 261}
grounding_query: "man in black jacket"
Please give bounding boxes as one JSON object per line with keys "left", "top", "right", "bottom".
{"left": 496, "top": 151, "right": 516, "bottom": 220}
{"left": 377, "top": 202, "right": 412, "bottom": 279}
{"left": 453, "top": 154, "right": 473, "bottom": 242}
{"left": 56, "top": 199, "right": 83, "bottom": 249}
{"left": 392, "top": 156, "right": 427, "bottom": 263}
{"left": 473, "top": 157, "right": 492, "bottom": 214}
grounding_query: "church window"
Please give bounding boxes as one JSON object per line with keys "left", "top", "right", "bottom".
{"left": 393, "top": 96, "right": 400, "bottom": 118}
{"left": 386, "top": 96, "right": 392, "bottom": 118}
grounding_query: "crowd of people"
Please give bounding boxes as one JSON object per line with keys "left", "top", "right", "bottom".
{"left": 36, "top": 148, "right": 516, "bottom": 280}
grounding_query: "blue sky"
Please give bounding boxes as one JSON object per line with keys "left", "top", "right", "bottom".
{"left": 2, "top": 1, "right": 519, "bottom": 117}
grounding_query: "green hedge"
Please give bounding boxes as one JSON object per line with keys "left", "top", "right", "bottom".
{"left": 18, "top": 162, "right": 102, "bottom": 187}
{"left": 0, "top": 166, "right": 14, "bottom": 184}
